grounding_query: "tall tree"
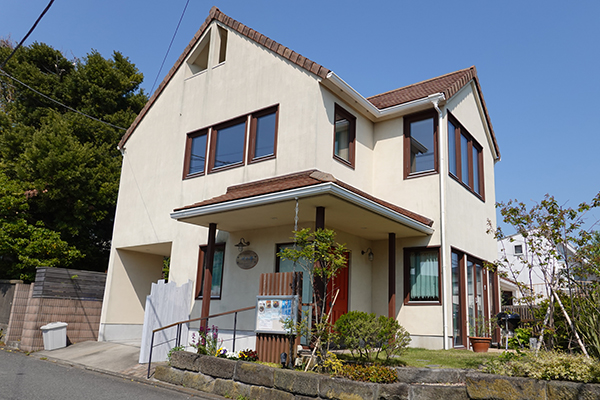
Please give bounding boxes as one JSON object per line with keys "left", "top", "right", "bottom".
{"left": 0, "top": 41, "right": 147, "bottom": 280}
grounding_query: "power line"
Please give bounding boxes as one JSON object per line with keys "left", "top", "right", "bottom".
{"left": 149, "top": 0, "right": 191, "bottom": 95}
{"left": 0, "top": 69, "right": 127, "bottom": 131}
{"left": 0, "top": 0, "right": 56, "bottom": 69}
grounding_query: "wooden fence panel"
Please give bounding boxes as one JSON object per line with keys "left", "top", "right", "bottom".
{"left": 256, "top": 272, "right": 302, "bottom": 364}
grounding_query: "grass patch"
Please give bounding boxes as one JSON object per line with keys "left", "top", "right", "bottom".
{"left": 337, "top": 347, "right": 500, "bottom": 369}
{"left": 398, "top": 348, "right": 500, "bottom": 369}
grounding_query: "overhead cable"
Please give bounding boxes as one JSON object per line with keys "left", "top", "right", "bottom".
{"left": 0, "top": 69, "right": 127, "bottom": 131}
{"left": 149, "top": 0, "right": 191, "bottom": 95}
{"left": 0, "top": 0, "right": 56, "bottom": 69}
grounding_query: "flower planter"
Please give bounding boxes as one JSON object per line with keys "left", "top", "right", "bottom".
{"left": 469, "top": 336, "right": 492, "bottom": 353}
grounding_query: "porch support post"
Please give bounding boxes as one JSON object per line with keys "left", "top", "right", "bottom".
{"left": 314, "top": 207, "right": 325, "bottom": 318}
{"left": 388, "top": 233, "right": 396, "bottom": 319}
{"left": 200, "top": 222, "right": 217, "bottom": 330}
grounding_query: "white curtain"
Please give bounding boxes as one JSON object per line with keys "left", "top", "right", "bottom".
{"left": 410, "top": 250, "right": 438, "bottom": 301}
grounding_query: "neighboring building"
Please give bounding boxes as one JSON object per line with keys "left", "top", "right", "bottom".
{"left": 99, "top": 6, "right": 501, "bottom": 350}
{"left": 497, "top": 232, "right": 577, "bottom": 305}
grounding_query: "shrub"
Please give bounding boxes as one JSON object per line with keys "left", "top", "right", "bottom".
{"left": 334, "top": 311, "right": 411, "bottom": 363}
{"left": 238, "top": 349, "right": 258, "bottom": 362}
{"left": 167, "top": 345, "right": 184, "bottom": 365}
{"left": 483, "top": 350, "right": 600, "bottom": 383}
{"left": 337, "top": 363, "right": 397, "bottom": 383}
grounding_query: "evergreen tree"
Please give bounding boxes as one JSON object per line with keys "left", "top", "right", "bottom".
{"left": 0, "top": 41, "right": 147, "bottom": 280}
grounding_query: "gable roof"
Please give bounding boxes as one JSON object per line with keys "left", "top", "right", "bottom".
{"left": 174, "top": 169, "right": 434, "bottom": 228}
{"left": 120, "top": 7, "right": 499, "bottom": 160}
{"left": 367, "top": 66, "right": 499, "bottom": 158}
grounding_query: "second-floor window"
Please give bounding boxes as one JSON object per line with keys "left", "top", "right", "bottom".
{"left": 333, "top": 104, "right": 356, "bottom": 168}
{"left": 404, "top": 111, "right": 438, "bottom": 178}
{"left": 448, "top": 113, "right": 484, "bottom": 198}
{"left": 183, "top": 105, "right": 279, "bottom": 178}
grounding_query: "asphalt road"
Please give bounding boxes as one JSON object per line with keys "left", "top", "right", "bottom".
{"left": 0, "top": 349, "right": 220, "bottom": 400}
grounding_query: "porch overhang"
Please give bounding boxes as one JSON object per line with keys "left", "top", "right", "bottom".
{"left": 170, "top": 182, "right": 434, "bottom": 241}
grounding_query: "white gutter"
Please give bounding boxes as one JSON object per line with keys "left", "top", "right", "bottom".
{"left": 432, "top": 98, "right": 449, "bottom": 350}
{"left": 170, "top": 182, "right": 434, "bottom": 235}
{"left": 325, "top": 72, "right": 445, "bottom": 120}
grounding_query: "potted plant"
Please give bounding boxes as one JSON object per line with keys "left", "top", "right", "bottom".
{"left": 469, "top": 315, "right": 492, "bottom": 353}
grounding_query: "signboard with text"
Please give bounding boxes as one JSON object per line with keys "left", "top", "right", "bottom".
{"left": 255, "top": 295, "right": 298, "bottom": 334}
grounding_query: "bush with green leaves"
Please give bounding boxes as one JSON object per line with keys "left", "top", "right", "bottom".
{"left": 334, "top": 311, "right": 411, "bottom": 363}
{"left": 337, "top": 363, "right": 397, "bottom": 383}
{"left": 484, "top": 350, "right": 600, "bottom": 383}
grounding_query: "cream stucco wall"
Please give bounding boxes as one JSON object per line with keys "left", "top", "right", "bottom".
{"left": 101, "top": 19, "right": 499, "bottom": 350}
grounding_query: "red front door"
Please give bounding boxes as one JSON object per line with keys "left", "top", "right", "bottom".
{"left": 326, "top": 253, "right": 349, "bottom": 324}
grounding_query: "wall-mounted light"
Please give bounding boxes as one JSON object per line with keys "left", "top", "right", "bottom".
{"left": 236, "top": 238, "right": 250, "bottom": 252}
{"left": 361, "top": 248, "right": 374, "bottom": 261}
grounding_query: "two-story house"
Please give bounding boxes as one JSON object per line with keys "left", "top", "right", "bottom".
{"left": 99, "top": 6, "right": 501, "bottom": 351}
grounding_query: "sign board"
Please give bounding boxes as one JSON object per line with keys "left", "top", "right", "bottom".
{"left": 255, "top": 295, "right": 298, "bottom": 334}
{"left": 236, "top": 250, "right": 259, "bottom": 270}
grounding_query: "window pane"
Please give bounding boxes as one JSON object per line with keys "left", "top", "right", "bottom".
{"left": 200, "top": 246, "right": 224, "bottom": 298}
{"left": 189, "top": 134, "right": 207, "bottom": 175}
{"left": 335, "top": 116, "right": 350, "bottom": 161}
{"left": 214, "top": 122, "right": 245, "bottom": 168}
{"left": 461, "top": 134, "right": 469, "bottom": 185}
{"left": 254, "top": 111, "right": 276, "bottom": 158}
{"left": 448, "top": 121, "right": 457, "bottom": 176}
{"left": 452, "top": 252, "right": 462, "bottom": 346}
{"left": 467, "top": 260, "right": 474, "bottom": 333}
{"left": 472, "top": 146, "right": 480, "bottom": 194}
{"left": 409, "top": 249, "right": 439, "bottom": 301}
{"left": 410, "top": 118, "right": 434, "bottom": 173}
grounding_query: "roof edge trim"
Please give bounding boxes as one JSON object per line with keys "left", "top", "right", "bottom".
{"left": 170, "top": 182, "right": 434, "bottom": 235}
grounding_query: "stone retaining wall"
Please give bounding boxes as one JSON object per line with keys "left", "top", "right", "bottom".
{"left": 156, "top": 351, "right": 600, "bottom": 400}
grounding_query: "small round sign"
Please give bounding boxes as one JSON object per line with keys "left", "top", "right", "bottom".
{"left": 236, "top": 250, "right": 259, "bottom": 270}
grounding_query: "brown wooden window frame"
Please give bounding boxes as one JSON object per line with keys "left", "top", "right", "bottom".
{"left": 333, "top": 103, "right": 356, "bottom": 169}
{"left": 403, "top": 246, "right": 442, "bottom": 306}
{"left": 208, "top": 116, "right": 248, "bottom": 173}
{"left": 248, "top": 105, "right": 279, "bottom": 164}
{"left": 183, "top": 129, "right": 209, "bottom": 179}
{"left": 447, "top": 113, "right": 485, "bottom": 200}
{"left": 195, "top": 243, "right": 226, "bottom": 300}
{"left": 403, "top": 110, "right": 439, "bottom": 179}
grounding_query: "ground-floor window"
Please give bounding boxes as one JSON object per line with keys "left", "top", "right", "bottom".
{"left": 196, "top": 244, "right": 225, "bottom": 299}
{"left": 404, "top": 247, "right": 441, "bottom": 304}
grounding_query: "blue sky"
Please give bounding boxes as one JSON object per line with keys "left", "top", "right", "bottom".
{"left": 2, "top": 0, "right": 599, "bottom": 232}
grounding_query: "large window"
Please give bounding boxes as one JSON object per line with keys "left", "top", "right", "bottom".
{"left": 210, "top": 117, "right": 247, "bottom": 171}
{"left": 448, "top": 114, "right": 484, "bottom": 198}
{"left": 248, "top": 106, "right": 278, "bottom": 162}
{"left": 333, "top": 104, "right": 356, "bottom": 168}
{"left": 183, "top": 129, "right": 208, "bottom": 178}
{"left": 404, "top": 111, "right": 438, "bottom": 178}
{"left": 196, "top": 244, "right": 225, "bottom": 299}
{"left": 404, "top": 247, "right": 441, "bottom": 304}
{"left": 184, "top": 105, "right": 279, "bottom": 178}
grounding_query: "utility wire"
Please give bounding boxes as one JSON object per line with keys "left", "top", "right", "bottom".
{"left": 0, "top": 69, "right": 127, "bottom": 131}
{"left": 149, "top": 0, "right": 191, "bottom": 95}
{"left": 0, "top": 0, "right": 56, "bottom": 69}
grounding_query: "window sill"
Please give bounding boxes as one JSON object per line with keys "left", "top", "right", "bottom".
{"left": 405, "top": 170, "right": 438, "bottom": 180}
{"left": 403, "top": 300, "right": 442, "bottom": 306}
{"left": 209, "top": 162, "right": 244, "bottom": 174}
{"left": 248, "top": 154, "right": 276, "bottom": 165}
{"left": 333, "top": 155, "right": 355, "bottom": 169}
{"left": 183, "top": 171, "right": 206, "bottom": 180}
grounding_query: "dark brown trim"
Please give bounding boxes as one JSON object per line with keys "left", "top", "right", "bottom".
{"left": 248, "top": 105, "right": 279, "bottom": 164}
{"left": 388, "top": 233, "right": 396, "bottom": 318}
{"left": 447, "top": 113, "right": 485, "bottom": 201}
{"left": 403, "top": 110, "right": 439, "bottom": 179}
{"left": 200, "top": 223, "right": 218, "bottom": 330}
{"left": 183, "top": 129, "right": 209, "bottom": 179}
{"left": 403, "top": 246, "right": 442, "bottom": 306}
{"left": 208, "top": 116, "right": 248, "bottom": 173}
{"left": 332, "top": 104, "right": 356, "bottom": 169}
{"left": 197, "top": 242, "right": 226, "bottom": 300}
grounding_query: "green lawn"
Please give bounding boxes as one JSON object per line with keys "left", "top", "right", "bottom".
{"left": 397, "top": 348, "right": 500, "bottom": 369}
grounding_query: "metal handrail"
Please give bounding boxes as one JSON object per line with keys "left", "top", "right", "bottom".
{"left": 147, "top": 305, "right": 255, "bottom": 378}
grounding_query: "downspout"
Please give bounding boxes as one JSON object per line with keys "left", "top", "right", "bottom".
{"left": 432, "top": 98, "right": 449, "bottom": 350}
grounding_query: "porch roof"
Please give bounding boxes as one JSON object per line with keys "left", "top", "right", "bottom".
{"left": 170, "top": 170, "right": 434, "bottom": 240}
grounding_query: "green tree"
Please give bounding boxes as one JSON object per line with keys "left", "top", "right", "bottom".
{"left": 0, "top": 41, "right": 147, "bottom": 279}
{"left": 491, "top": 193, "right": 600, "bottom": 357}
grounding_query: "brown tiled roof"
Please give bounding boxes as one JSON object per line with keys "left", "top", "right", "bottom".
{"left": 174, "top": 170, "right": 434, "bottom": 227}
{"left": 119, "top": 6, "right": 330, "bottom": 148}
{"left": 367, "top": 66, "right": 500, "bottom": 158}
